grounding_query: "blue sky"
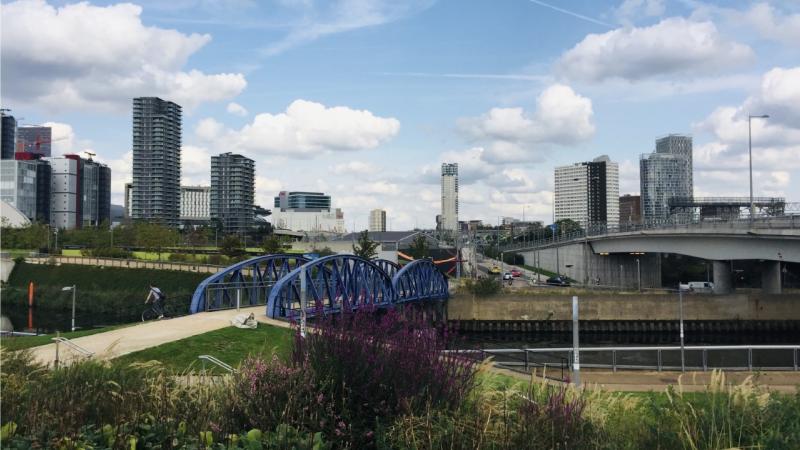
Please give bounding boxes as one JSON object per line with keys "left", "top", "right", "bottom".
{"left": 2, "top": 0, "right": 799, "bottom": 230}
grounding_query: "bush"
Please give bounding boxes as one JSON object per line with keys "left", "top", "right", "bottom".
{"left": 294, "top": 308, "right": 478, "bottom": 447}
{"left": 463, "top": 277, "right": 502, "bottom": 297}
{"left": 81, "top": 246, "right": 133, "bottom": 258}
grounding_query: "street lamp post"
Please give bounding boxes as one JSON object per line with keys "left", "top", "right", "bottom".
{"left": 62, "top": 285, "right": 76, "bottom": 332}
{"left": 748, "top": 114, "right": 769, "bottom": 220}
{"left": 678, "top": 285, "right": 685, "bottom": 372}
{"left": 636, "top": 258, "right": 641, "bottom": 292}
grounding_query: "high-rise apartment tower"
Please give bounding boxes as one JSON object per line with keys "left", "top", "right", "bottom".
{"left": 369, "top": 209, "right": 386, "bottom": 232}
{"left": 441, "top": 163, "right": 459, "bottom": 233}
{"left": 210, "top": 153, "right": 255, "bottom": 234}
{"left": 640, "top": 134, "right": 693, "bottom": 223}
{"left": 131, "top": 97, "right": 182, "bottom": 226}
{"left": 554, "top": 155, "right": 619, "bottom": 229}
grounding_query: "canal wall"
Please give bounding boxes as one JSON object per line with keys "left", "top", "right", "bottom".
{"left": 448, "top": 292, "right": 800, "bottom": 322}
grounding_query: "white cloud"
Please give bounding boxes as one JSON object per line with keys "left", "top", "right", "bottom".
{"left": 1, "top": 0, "right": 246, "bottom": 112}
{"left": 226, "top": 102, "right": 248, "bottom": 116}
{"left": 200, "top": 99, "right": 400, "bottom": 158}
{"left": 556, "top": 18, "right": 754, "bottom": 82}
{"left": 718, "top": 2, "right": 800, "bottom": 46}
{"left": 693, "top": 66, "right": 800, "bottom": 199}
{"left": 459, "top": 84, "right": 595, "bottom": 163}
{"left": 330, "top": 161, "right": 380, "bottom": 175}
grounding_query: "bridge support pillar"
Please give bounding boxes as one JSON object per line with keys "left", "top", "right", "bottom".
{"left": 762, "top": 261, "right": 782, "bottom": 294}
{"left": 712, "top": 261, "right": 733, "bottom": 295}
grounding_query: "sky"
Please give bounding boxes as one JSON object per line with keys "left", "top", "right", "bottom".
{"left": 2, "top": 0, "right": 799, "bottom": 231}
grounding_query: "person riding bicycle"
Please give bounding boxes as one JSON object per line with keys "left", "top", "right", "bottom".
{"left": 145, "top": 284, "right": 166, "bottom": 319}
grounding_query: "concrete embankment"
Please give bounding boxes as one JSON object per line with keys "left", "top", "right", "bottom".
{"left": 448, "top": 291, "right": 800, "bottom": 334}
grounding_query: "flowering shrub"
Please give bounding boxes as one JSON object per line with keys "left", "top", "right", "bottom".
{"left": 513, "top": 382, "right": 591, "bottom": 449}
{"left": 293, "top": 307, "right": 478, "bottom": 446}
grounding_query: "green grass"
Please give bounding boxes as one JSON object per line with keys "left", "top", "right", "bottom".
{"left": 115, "top": 323, "right": 294, "bottom": 373}
{"left": 0, "top": 324, "right": 132, "bottom": 351}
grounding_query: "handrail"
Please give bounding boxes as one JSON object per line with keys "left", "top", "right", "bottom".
{"left": 198, "top": 354, "right": 234, "bottom": 373}
{"left": 52, "top": 337, "right": 94, "bottom": 357}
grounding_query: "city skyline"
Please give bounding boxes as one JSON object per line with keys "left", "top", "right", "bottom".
{"left": 2, "top": 0, "right": 799, "bottom": 230}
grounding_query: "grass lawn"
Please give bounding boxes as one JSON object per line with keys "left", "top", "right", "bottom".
{"left": 0, "top": 323, "right": 132, "bottom": 351}
{"left": 115, "top": 323, "right": 294, "bottom": 373}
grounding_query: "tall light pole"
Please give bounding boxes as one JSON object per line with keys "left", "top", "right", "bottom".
{"left": 62, "top": 285, "right": 76, "bottom": 331}
{"left": 748, "top": 114, "right": 769, "bottom": 219}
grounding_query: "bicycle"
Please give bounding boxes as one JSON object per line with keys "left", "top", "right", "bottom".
{"left": 141, "top": 304, "right": 165, "bottom": 322}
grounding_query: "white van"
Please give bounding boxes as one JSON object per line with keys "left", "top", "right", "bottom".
{"left": 679, "top": 281, "right": 714, "bottom": 293}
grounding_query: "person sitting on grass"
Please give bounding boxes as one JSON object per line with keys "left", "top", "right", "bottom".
{"left": 145, "top": 284, "right": 167, "bottom": 319}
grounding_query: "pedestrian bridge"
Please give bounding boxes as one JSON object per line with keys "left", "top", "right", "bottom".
{"left": 188, "top": 254, "right": 449, "bottom": 319}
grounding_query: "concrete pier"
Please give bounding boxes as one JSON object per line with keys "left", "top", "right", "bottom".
{"left": 712, "top": 261, "right": 734, "bottom": 294}
{"left": 762, "top": 260, "right": 783, "bottom": 294}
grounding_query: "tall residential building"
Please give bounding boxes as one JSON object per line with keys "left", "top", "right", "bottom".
{"left": 49, "top": 157, "right": 79, "bottom": 229}
{"left": 181, "top": 185, "right": 211, "bottom": 222}
{"left": 0, "top": 159, "right": 38, "bottom": 220}
{"left": 441, "top": 163, "right": 459, "bottom": 233}
{"left": 210, "top": 153, "right": 255, "bottom": 234}
{"left": 271, "top": 191, "right": 345, "bottom": 232}
{"left": 49, "top": 155, "right": 111, "bottom": 229}
{"left": 16, "top": 126, "right": 52, "bottom": 157}
{"left": 369, "top": 209, "right": 386, "bottom": 232}
{"left": 640, "top": 135, "right": 693, "bottom": 223}
{"left": 619, "top": 194, "right": 642, "bottom": 225}
{"left": 124, "top": 183, "right": 133, "bottom": 219}
{"left": 1, "top": 112, "right": 16, "bottom": 160}
{"left": 131, "top": 97, "right": 181, "bottom": 226}
{"left": 554, "top": 155, "right": 619, "bottom": 229}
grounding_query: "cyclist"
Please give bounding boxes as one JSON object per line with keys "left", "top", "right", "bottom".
{"left": 145, "top": 284, "right": 166, "bottom": 319}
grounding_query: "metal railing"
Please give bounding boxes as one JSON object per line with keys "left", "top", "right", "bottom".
{"left": 203, "top": 281, "right": 276, "bottom": 312}
{"left": 458, "top": 345, "right": 800, "bottom": 373}
{"left": 24, "top": 254, "right": 224, "bottom": 274}
{"left": 498, "top": 213, "right": 800, "bottom": 252}
{"left": 198, "top": 354, "right": 235, "bottom": 373}
{"left": 52, "top": 336, "right": 94, "bottom": 368}
{"left": 462, "top": 348, "right": 569, "bottom": 381}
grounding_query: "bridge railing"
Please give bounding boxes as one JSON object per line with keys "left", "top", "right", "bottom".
{"left": 202, "top": 281, "right": 277, "bottom": 312}
{"left": 498, "top": 213, "right": 800, "bottom": 252}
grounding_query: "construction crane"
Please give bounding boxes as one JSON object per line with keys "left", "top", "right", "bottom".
{"left": 84, "top": 151, "right": 96, "bottom": 161}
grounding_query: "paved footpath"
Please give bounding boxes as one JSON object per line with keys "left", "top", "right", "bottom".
{"left": 30, "top": 306, "right": 291, "bottom": 366}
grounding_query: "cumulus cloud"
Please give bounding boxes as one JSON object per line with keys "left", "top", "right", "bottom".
{"left": 693, "top": 66, "right": 800, "bottom": 198}
{"left": 459, "top": 84, "right": 594, "bottom": 163}
{"left": 1, "top": 0, "right": 246, "bottom": 111}
{"left": 198, "top": 99, "right": 400, "bottom": 158}
{"left": 714, "top": 2, "right": 800, "bottom": 46}
{"left": 226, "top": 102, "right": 248, "bottom": 116}
{"left": 556, "top": 18, "right": 753, "bottom": 82}
{"left": 330, "top": 161, "right": 380, "bottom": 175}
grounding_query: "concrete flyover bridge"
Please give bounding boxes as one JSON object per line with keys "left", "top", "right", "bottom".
{"left": 189, "top": 254, "right": 450, "bottom": 320}
{"left": 507, "top": 215, "right": 800, "bottom": 295}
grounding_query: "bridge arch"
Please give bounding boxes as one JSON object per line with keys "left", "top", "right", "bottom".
{"left": 393, "top": 258, "right": 449, "bottom": 303}
{"left": 373, "top": 259, "right": 400, "bottom": 278}
{"left": 266, "top": 255, "right": 395, "bottom": 319}
{"left": 189, "top": 254, "right": 310, "bottom": 313}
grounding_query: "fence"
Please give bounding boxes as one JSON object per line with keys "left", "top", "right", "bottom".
{"left": 455, "top": 345, "right": 800, "bottom": 374}
{"left": 24, "top": 254, "right": 224, "bottom": 274}
{"left": 499, "top": 213, "right": 800, "bottom": 253}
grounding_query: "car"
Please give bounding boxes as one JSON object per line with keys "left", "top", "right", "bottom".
{"left": 545, "top": 276, "right": 570, "bottom": 287}
{"left": 510, "top": 269, "right": 522, "bottom": 278}
{"left": 502, "top": 272, "right": 513, "bottom": 280}
{"left": 489, "top": 266, "right": 501, "bottom": 274}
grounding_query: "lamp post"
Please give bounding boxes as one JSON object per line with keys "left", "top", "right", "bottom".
{"left": 636, "top": 258, "right": 641, "bottom": 292}
{"left": 748, "top": 114, "right": 769, "bottom": 219}
{"left": 678, "top": 284, "right": 686, "bottom": 371}
{"left": 62, "top": 285, "right": 76, "bottom": 332}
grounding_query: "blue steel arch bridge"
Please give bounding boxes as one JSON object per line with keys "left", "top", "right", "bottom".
{"left": 189, "top": 254, "right": 449, "bottom": 320}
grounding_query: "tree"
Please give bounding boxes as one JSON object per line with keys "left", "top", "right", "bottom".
{"left": 220, "top": 234, "right": 246, "bottom": 258}
{"left": 352, "top": 230, "right": 378, "bottom": 259}
{"left": 136, "top": 223, "right": 177, "bottom": 260}
{"left": 554, "top": 219, "right": 583, "bottom": 236}
{"left": 407, "top": 233, "right": 430, "bottom": 259}
{"left": 313, "top": 246, "right": 336, "bottom": 256}
{"left": 261, "top": 235, "right": 284, "bottom": 255}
